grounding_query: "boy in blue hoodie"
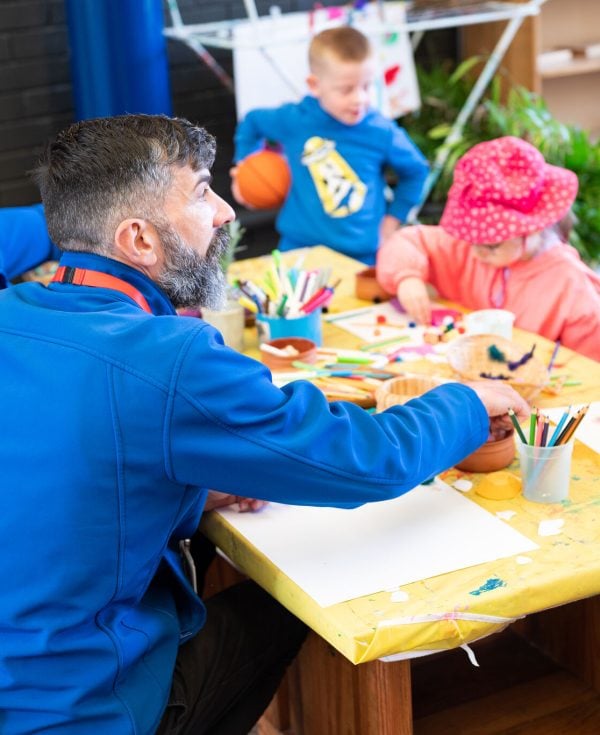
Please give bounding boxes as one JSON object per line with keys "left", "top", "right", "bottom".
{"left": 232, "top": 26, "right": 429, "bottom": 264}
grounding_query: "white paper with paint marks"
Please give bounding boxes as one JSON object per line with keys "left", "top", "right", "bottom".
{"left": 216, "top": 478, "right": 538, "bottom": 607}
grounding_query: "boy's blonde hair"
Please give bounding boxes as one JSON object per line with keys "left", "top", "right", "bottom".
{"left": 308, "top": 27, "right": 372, "bottom": 74}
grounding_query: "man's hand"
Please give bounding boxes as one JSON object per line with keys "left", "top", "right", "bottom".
{"left": 397, "top": 277, "right": 431, "bottom": 325}
{"left": 205, "top": 490, "right": 267, "bottom": 513}
{"left": 466, "top": 381, "right": 530, "bottom": 436}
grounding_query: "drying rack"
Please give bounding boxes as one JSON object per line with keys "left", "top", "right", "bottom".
{"left": 163, "top": 0, "right": 547, "bottom": 217}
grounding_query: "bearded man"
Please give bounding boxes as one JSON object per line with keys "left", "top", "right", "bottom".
{"left": 0, "top": 114, "right": 528, "bottom": 735}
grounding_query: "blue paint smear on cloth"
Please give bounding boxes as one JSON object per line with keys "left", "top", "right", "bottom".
{"left": 469, "top": 577, "right": 507, "bottom": 596}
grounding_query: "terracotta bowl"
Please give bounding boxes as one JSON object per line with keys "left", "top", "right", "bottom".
{"left": 455, "top": 429, "right": 516, "bottom": 473}
{"left": 260, "top": 337, "right": 318, "bottom": 371}
{"left": 355, "top": 266, "right": 390, "bottom": 302}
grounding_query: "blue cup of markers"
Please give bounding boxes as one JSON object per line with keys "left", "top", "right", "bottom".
{"left": 256, "top": 309, "right": 323, "bottom": 346}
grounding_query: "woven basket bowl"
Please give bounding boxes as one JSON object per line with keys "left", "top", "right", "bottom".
{"left": 375, "top": 375, "right": 448, "bottom": 411}
{"left": 445, "top": 334, "right": 548, "bottom": 402}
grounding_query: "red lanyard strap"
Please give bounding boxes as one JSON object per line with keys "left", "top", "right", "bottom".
{"left": 51, "top": 266, "right": 152, "bottom": 314}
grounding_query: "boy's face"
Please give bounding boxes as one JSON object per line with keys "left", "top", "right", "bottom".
{"left": 307, "top": 55, "right": 375, "bottom": 126}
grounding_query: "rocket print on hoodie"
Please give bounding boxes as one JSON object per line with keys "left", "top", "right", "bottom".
{"left": 301, "top": 136, "right": 367, "bottom": 218}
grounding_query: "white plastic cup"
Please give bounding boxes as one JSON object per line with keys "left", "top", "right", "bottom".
{"left": 517, "top": 441, "right": 574, "bottom": 503}
{"left": 201, "top": 300, "right": 245, "bottom": 352}
{"left": 464, "top": 309, "right": 515, "bottom": 340}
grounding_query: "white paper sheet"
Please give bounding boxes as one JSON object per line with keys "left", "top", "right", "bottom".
{"left": 325, "top": 301, "right": 422, "bottom": 343}
{"left": 544, "top": 402, "right": 600, "bottom": 454}
{"left": 217, "top": 479, "right": 538, "bottom": 607}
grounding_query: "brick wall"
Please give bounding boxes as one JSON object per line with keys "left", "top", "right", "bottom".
{"left": 0, "top": 0, "right": 454, "bottom": 217}
{"left": 0, "top": 0, "right": 72, "bottom": 206}
{"left": 0, "top": 0, "right": 345, "bottom": 207}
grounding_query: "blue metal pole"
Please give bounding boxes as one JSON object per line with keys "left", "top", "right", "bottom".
{"left": 65, "top": 0, "right": 172, "bottom": 120}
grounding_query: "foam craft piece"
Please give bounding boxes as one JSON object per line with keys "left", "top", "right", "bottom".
{"left": 236, "top": 150, "right": 291, "bottom": 209}
{"left": 475, "top": 471, "right": 522, "bottom": 500}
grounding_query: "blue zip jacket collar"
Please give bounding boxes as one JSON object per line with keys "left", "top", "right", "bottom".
{"left": 54, "top": 251, "right": 177, "bottom": 316}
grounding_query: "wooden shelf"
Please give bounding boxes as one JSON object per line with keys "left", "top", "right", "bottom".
{"left": 540, "top": 56, "right": 600, "bottom": 79}
{"left": 463, "top": 0, "right": 600, "bottom": 132}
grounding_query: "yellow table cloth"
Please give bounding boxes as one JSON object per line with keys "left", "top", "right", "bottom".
{"left": 202, "top": 246, "right": 600, "bottom": 664}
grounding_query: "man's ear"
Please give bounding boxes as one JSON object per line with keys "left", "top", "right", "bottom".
{"left": 113, "top": 219, "right": 160, "bottom": 268}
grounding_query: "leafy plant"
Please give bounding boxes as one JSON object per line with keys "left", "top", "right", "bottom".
{"left": 221, "top": 220, "right": 246, "bottom": 275}
{"left": 402, "top": 61, "right": 600, "bottom": 266}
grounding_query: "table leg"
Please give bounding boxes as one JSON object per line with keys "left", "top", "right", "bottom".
{"left": 287, "top": 631, "right": 413, "bottom": 735}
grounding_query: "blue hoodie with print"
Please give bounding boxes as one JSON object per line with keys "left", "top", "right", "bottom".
{"left": 234, "top": 96, "right": 429, "bottom": 264}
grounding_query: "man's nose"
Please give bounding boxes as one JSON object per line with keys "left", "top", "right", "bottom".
{"left": 213, "top": 194, "right": 236, "bottom": 227}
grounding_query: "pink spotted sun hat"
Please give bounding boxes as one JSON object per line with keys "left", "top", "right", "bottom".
{"left": 440, "top": 136, "right": 579, "bottom": 244}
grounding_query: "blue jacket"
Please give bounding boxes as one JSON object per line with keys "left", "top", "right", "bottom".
{"left": 0, "top": 204, "right": 61, "bottom": 288}
{"left": 234, "top": 96, "right": 429, "bottom": 264}
{"left": 0, "top": 251, "right": 487, "bottom": 733}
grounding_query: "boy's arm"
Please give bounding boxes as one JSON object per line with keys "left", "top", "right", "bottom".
{"left": 385, "top": 125, "right": 429, "bottom": 223}
{"left": 234, "top": 107, "right": 289, "bottom": 162}
{"left": 0, "top": 204, "right": 60, "bottom": 287}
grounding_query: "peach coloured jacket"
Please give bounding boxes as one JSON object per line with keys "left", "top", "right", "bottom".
{"left": 376, "top": 225, "right": 600, "bottom": 362}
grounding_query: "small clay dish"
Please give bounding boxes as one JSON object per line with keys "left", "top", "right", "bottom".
{"left": 455, "top": 429, "right": 516, "bottom": 473}
{"left": 355, "top": 266, "right": 390, "bottom": 302}
{"left": 260, "top": 337, "right": 318, "bottom": 371}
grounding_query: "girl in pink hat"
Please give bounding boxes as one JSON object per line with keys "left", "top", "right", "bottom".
{"left": 376, "top": 136, "right": 600, "bottom": 361}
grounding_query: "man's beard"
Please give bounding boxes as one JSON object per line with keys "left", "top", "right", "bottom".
{"left": 154, "top": 224, "right": 229, "bottom": 310}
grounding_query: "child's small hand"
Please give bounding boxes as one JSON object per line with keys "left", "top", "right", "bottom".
{"left": 397, "top": 277, "right": 431, "bottom": 325}
{"left": 229, "top": 166, "right": 255, "bottom": 209}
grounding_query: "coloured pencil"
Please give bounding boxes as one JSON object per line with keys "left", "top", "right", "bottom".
{"left": 547, "top": 339, "right": 561, "bottom": 372}
{"left": 359, "top": 335, "right": 411, "bottom": 351}
{"left": 529, "top": 407, "right": 537, "bottom": 446}
{"left": 507, "top": 408, "right": 527, "bottom": 444}
{"left": 325, "top": 306, "right": 377, "bottom": 322}
{"left": 535, "top": 412, "right": 545, "bottom": 447}
{"left": 540, "top": 419, "right": 550, "bottom": 447}
{"left": 334, "top": 355, "right": 373, "bottom": 365}
{"left": 553, "top": 414, "right": 577, "bottom": 446}
{"left": 556, "top": 405, "right": 589, "bottom": 445}
{"left": 547, "top": 408, "right": 570, "bottom": 447}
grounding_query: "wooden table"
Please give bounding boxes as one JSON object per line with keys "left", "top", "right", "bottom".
{"left": 203, "top": 247, "right": 600, "bottom": 734}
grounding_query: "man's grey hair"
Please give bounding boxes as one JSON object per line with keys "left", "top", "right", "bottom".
{"left": 33, "top": 114, "right": 216, "bottom": 254}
